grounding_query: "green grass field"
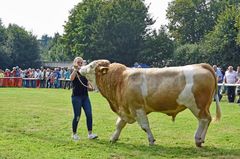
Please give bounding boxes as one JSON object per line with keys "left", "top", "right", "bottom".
{"left": 0, "top": 88, "right": 239, "bottom": 159}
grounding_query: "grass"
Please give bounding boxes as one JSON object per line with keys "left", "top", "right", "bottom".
{"left": 0, "top": 88, "right": 240, "bottom": 159}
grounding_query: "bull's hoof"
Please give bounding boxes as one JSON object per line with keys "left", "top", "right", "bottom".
{"left": 110, "top": 140, "right": 116, "bottom": 144}
{"left": 149, "top": 139, "right": 156, "bottom": 146}
{"left": 110, "top": 138, "right": 118, "bottom": 143}
{"left": 195, "top": 142, "right": 203, "bottom": 148}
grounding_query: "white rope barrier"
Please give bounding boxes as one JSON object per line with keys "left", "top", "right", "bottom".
{"left": 218, "top": 83, "right": 240, "bottom": 86}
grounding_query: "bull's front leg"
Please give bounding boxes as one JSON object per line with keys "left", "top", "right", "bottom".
{"left": 110, "top": 117, "right": 127, "bottom": 143}
{"left": 135, "top": 109, "right": 156, "bottom": 145}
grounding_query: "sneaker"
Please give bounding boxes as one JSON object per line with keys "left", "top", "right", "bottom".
{"left": 88, "top": 134, "right": 98, "bottom": 139}
{"left": 72, "top": 134, "right": 80, "bottom": 140}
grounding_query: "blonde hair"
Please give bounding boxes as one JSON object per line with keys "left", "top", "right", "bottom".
{"left": 73, "top": 57, "right": 83, "bottom": 66}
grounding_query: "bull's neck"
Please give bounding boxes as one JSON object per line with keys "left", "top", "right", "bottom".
{"left": 96, "top": 65, "right": 126, "bottom": 102}
{"left": 96, "top": 74, "right": 118, "bottom": 99}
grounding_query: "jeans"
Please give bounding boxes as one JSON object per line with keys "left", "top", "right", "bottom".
{"left": 71, "top": 96, "right": 92, "bottom": 133}
{"left": 217, "top": 85, "right": 222, "bottom": 101}
{"left": 227, "top": 86, "right": 236, "bottom": 103}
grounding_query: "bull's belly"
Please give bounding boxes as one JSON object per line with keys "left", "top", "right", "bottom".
{"left": 145, "top": 103, "right": 187, "bottom": 117}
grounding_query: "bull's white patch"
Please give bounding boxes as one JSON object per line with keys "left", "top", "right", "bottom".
{"left": 176, "top": 66, "right": 200, "bottom": 117}
{"left": 80, "top": 62, "right": 98, "bottom": 90}
{"left": 140, "top": 73, "right": 148, "bottom": 97}
{"left": 135, "top": 109, "right": 149, "bottom": 129}
{"left": 135, "top": 109, "right": 155, "bottom": 144}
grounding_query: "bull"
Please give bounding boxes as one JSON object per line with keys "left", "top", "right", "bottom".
{"left": 80, "top": 60, "right": 221, "bottom": 147}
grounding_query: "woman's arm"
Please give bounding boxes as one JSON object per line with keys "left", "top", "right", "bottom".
{"left": 70, "top": 70, "right": 78, "bottom": 81}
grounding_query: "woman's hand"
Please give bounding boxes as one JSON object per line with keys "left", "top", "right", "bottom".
{"left": 88, "top": 82, "right": 94, "bottom": 91}
{"left": 88, "top": 87, "right": 94, "bottom": 91}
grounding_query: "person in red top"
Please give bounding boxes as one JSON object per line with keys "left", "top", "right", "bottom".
{"left": 4, "top": 69, "right": 11, "bottom": 77}
{"left": 3, "top": 69, "right": 11, "bottom": 87}
{"left": 0, "top": 69, "right": 4, "bottom": 87}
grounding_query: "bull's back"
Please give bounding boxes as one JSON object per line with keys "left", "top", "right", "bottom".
{"left": 123, "top": 64, "right": 216, "bottom": 115}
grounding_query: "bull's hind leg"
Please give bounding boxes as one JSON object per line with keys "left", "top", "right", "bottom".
{"left": 195, "top": 112, "right": 212, "bottom": 147}
{"left": 190, "top": 108, "right": 212, "bottom": 147}
{"left": 135, "top": 109, "right": 155, "bottom": 145}
{"left": 110, "top": 117, "right": 127, "bottom": 143}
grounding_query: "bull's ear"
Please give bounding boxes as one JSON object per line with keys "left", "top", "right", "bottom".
{"left": 99, "top": 66, "right": 108, "bottom": 74}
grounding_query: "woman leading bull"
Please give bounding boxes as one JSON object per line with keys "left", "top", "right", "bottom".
{"left": 70, "top": 56, "right": 98, "bottom": 140}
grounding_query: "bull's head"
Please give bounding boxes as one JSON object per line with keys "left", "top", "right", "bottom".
{"left": 80, "top": 59, "right": 110, "bottom": 90}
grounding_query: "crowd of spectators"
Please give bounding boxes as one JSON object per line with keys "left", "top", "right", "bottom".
{"left": 0, "top": 66, "right": 72, "bottom": 89}
{"left": 213, "top": 65, "right": 240, "bottom": 104}
{"left": 1, "top": 64, "right": 240, "bottom": 104}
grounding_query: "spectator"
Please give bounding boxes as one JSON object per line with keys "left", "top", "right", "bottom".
{"left": 11, "top": 67, "right": 17, "bottom": 77}
{"left": 0, "top": 69, "right": 4, "bottom": 78}
{"left": 15, "top": 66, "right": 20, "bottom": 77}
{"left": 25, "top": 68, "right": 32, "bottom": 88}
{"left": 49, "top": 70, "right": 55, "bottom": 88}
{"left": 4, "top": 69, "right": 11, "bottom": 77}
{"left": 63, "top": 68, "right": 71, "bottom": 89}
{"left": 45, "top": 68, "right": 51, "bottom": 88}
{"left": 0, "top": 69, "right": 4, "bottom": 86}
{"left": 39, "top": 67, "right": 45, "bottom": 88}
{"left": 30, "top": 69, "right": 36, "bottom": 88}
{"left": 53, "top": 68, "right": 61, "bottom": 88}
{"left": 35, "top": 69, "right": 41, "bottom": 88}
{"left": 223, "top": 66, "right": 238, "bottom": 103}
{"left": 236, "top": 66, "right": 240, "bottom": 104}
{"left": 213, "top": 65, "right": 223, "bottom": 101}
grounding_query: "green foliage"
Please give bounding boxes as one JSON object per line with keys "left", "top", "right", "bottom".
{"left": 0, "top": 20, "right": 12, "bottom": 68}
{"left": 39, "top": 34, "right": 53, "bottom": 61}
{"left": 2, "top": 1, "right": 240, "bottom": 67}
{"left": 173, "top": 43, "right": 208, "bottom": 65}
{"left": 0, "top": 21, "right": 41, "bottom": 69}
{"left": 92, "top": 0, "right": 154, "bottom": 65}
{"left": 6, "top": 24, "right": 41, "bottom": 69}
{"left": 166, "top": 0, "right": 233, "bottom": 45}
{"left": 63, "top": 0, "right": 104, "bottom": 60}
{"left": 0, "top": 88, "right": 240, "bottom": 158}
{"left": 63, "top": 0, "right": 154, "bottom": 66}
{"left": 138, "top": 27, "right": 174, "bottom": 67}
{"left": 48, "top": 33, "right": 70, "bottom": 62}
{"left": 201, "top": 5, "right": 240, "bottom": 66}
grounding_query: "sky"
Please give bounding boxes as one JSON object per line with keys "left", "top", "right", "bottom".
{"left": 0, "top": 0, "right": 172, "bottom": 38}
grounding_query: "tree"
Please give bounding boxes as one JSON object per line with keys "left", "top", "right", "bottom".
{"left": 0, "top": 20, "right": 12, "bottom": 69}
{"left": 166, "top": 0, "right": 238, "bottom": 45}
{"left": 63, "top": 0, "right": 104, "bottom": 60}
{"left": 6, "top": 24, "right": 41, "bottom": 68}
{"left": 173, "top": 43, "right": 207, "bottom": 66}
{"left": 48, "top": 33, "right": 70, "bottom": 62}
{"left": 91, "top": 0, "right": 154, "bottom": 65}
{"left": 201, "top": 5, "right": 240, "bottom": 67}
{"left": 63, "top": 0, "right": 154, "bottom": 66}
{"left": 39, "top": 34, "right": 53, "bottom": 61}
{"left": 138, "top": 26, "right": 174, "bottom": 67}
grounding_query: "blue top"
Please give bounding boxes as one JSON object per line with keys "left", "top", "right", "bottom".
{"left": 215, "top": 68, "right": 223, "bottom": 83}
{"left": 64, "top": 71, "right": 70, "bottom": 79}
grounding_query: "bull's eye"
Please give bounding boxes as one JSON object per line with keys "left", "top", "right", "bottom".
{"left": 90, "top": 65, "right": 94, "bottom": 69}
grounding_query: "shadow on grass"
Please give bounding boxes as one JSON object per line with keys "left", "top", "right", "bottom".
{"left": 93, "top": 139, "right": 240, "bottom": 158}
{"left": 8, "top": 129, "right": 240, "bottom": 158}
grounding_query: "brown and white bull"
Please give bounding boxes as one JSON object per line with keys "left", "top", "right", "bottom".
{"left": 80, "top": 60, "right": 221, "bottom": 147}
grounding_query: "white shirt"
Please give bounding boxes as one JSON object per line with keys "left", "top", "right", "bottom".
{"left": 224, "top": 71, "right": 237, "bottom": 84}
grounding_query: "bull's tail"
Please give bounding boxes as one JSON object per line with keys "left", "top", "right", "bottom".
{"left": 201, "top": 63, "right": 221, "bottom": 122}
{"left": 213, "top": 89, "right": 221, "bottom": 122}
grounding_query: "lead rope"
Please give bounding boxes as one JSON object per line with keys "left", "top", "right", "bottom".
{"left": 75, "top": 71, "right": 94, "bottom": 90}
